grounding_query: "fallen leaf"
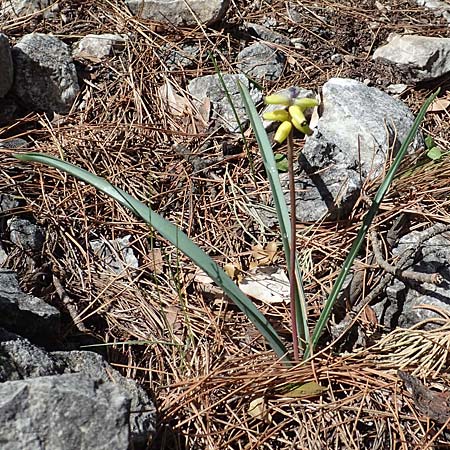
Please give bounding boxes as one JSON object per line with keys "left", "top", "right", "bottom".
{"left": 146, "top": 248, "right": 163, "bottom": 274}
{"left": 248, "top": 397, "right": 272, "bottom": 423}
{"left": 159, "top": 80, "right": 190, "bottom": 116}
{"left": 398, "top": 371, "right": 450, "bottom": 424}
{"left": 279, "top": 381, "right": 327, "bottom": 398}
{"left": 427, "top": 98, "right": 450, "bottom": 112}
{"left": 239, "top": 266, "right": 289, "bottom": 304}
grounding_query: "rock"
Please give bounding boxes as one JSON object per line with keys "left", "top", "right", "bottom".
{"left": 245, "top": 22, "right": 291, "bottom": 46}
{"left": 416, "top": 0, "right": 450, "bottom": 25}
{"left": 0, "top": 0, "right": 50, "bottom": 18}
{"left": 385, "top": 83, "right": 408, "bottom": 95}
{"left": 90, "top": 235, "right": 139, "bottom": 274}
{"left": 0, "top": 373, "right": 130, "bottom": 450}
{"left": 0, "top": 269, "right": 60, "bottom": 343}
{"left": 0, "top": 34, "right": 13, "bottom": 98}
{"left": 163, "top": 43, "right": 200, "bottom": 69}
{"left": 0, "top": 194, "right": 19, "bottom": 214}
{"left": 0, "top": 329, "right": 156, "bottom": 447}
{"left": 330, "top": 53, "right": 342, "bottom": 64}
{"left": 12, "top": 33, "right": 80, "bottom": 114}
{"left": 237, "top": 42, "right": 285, "bottom": 80}
{"left": 373, "top": 33, "right": 450, "bottom": 82}
{"left": 0, "top": 138, "right": 28, "bottom": 149}
{"left": 373, "top": 227, "right": 450, "bottom": 329}
{"left": 294, "top": 78, "right": 423, "bottom": 222}
{"left": 73, "top": 34, "right": 127, "bottom": 60}
{"left": 125, "top": 0, "right": 228, "bottom": 26}
{"left": 8, "top": 217, "right": 45, "bottom": 252}
{"left": 188, "top": 73, "right": 262, "bottom": 133}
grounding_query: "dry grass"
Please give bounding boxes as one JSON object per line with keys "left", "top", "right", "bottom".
{"left": 2, "top": 0, "right": 450, "bottom": 448}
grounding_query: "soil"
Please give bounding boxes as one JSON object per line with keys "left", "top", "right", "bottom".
{"left": 2, "top": 0, "right": 450, "bottom": 449}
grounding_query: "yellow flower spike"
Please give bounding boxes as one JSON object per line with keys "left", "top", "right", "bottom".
{"left": 262, "top": 109, "right": 290, "bottom": 122}
{"left": 264, "top": 94, "right": 291, "bottom": 106}
{"left": 291, "top": 116, "right": 313, "bottom": 135}
{"left": 274, "top": 121, "right": 292, "bottom": 144}
{"left": 288, "top": 105, "right": 307, "bottom": 126}
{"left": 293, "top": 97, "right": 319, "bottom": 109}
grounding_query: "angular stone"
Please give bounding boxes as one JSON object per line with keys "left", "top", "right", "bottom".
{"left": 245, "top": 22, "right": 291, "bottom": 46}
{"left": 373, "top": 227, "right": 450, "bottom": 329}
{"left": 373, "top": 33, "right": 450, "bottom": 82}
{"left": 416, "top": 0, "right": 450, "bottom": 25}
{"left": 0, "top": 373, "right": 130, "bottom": 450}
{"left": 73, "top": 34, "right": 127, "bottom": 60}
{"left": 188, "top": 73, "right": 262, "bottom": 132}
{"left": 0, "top": 269, "right": 60, "bottom": 342}
{"left": 237, "top": 42, "right": 285, "bottom": 80}
{"left": 12, "top": 33, "right": 80, "bottom": 114}
{"left": 125, "top": 0, "right": 228, "bottom": 26}
{"left": 0, "top": 34, "right": 13, "bottom": 98}
{"left": 294, "top": 78, "right": 423, "bottom": 222}
{"left": 0, "top": 0, "right": 50, "bottom": 18}
{"left": 8, "top": 217, "right": 45, "bottom": 252}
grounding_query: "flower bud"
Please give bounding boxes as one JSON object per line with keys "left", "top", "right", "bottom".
{"left": 291, "top": 116, "right": 313, "bottom": 135}
{"left": 288, "top": 105, "right": 307, "bottom": 126}
{"left": 264, "top": 94, "right": 291, "bottom": 106}
{"left": 274, "top": 121, "right": 292, "bottom": 144}
{"left": 262, "top": 109, "right": 290, "bottom": 122}
{"left": 293, "top": 97, "right": 319, "bottom": 109}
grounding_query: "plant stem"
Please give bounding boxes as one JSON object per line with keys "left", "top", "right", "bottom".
{"left": 287, "top": 132, "right": 299, "bottom": 361}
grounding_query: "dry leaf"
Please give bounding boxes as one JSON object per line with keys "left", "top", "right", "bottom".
{"left": 146, "top": 248, "right": 163, "bottom": 274}
{"left": 280, "top": 381, "right": 327, "bottom": 398}
{"left": 159, "top": 80, "right": 190, "bottom": 116}
{"left": 251, "top": 241, "right": 278, "bottom": 266}
{"left": 248, "top": 397, "right": 272, "bottom": 423}
{"left": 239, "top": 266, "right": 289, "bottom": 304}
{"left": 224, "top": 262, "right": 242, "bottom": 282}
{"left": 398, "top": 371, "right": 450, "bottom": 424}
{"left": 427, "top": 98, "right": 450, "bottom": 112}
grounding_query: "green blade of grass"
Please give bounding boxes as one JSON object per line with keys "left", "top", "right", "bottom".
{"left": 304, "top": 88, "right": 440, "bottom": 359}
{"left": 237, "top": 81, "right": 310, "bottom": 351}
{"left": 13, "top": 152, "right": 290, "bottom": 362}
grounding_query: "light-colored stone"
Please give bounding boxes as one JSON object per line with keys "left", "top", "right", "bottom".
{"left": 293, "top": 78, "right": 423, "bottom": 222}
{"left": 0, "top": 34, "right": 13, "bottom": 97}
{"left": 73, "top": 34, "right": 127, "bottom": 60}
{"left": 373, "top": 33, "right": 450, "bottom": 81}
{"left": 416, "top": 0, "right": 450, "bottom": 24}
{"left": 125, "top": 0, "right": 228, "bottom": 26}
{"left": 12, "top": 33, "right": 79, "bottom": 114}
{"left": 188, "top": 73, "right": 262, "bottom": 133}
{"left": 237, "top": 42, "right": 285, "bottom": 80}
{"left": 0, "top": 0, "right": 50, "bottom": 18}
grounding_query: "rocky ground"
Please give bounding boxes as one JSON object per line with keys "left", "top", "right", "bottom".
{"left": 1, "top": 0, "right": 450, "bottom": 449}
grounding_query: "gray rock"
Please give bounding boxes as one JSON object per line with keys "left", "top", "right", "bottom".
{"left": 373, "top": 228, "right": 450, "bottom": 329}
{"left": 73, "top": 34, "right": 127, "bottom": 60}
{"left": 12, "top": 33, "right": 80, "bottom": 114}
{"left": 0, "top": 269, "right": 60, "bottom": 342}
{"left": 245, "top": 22, "right": 291, "bottom": 46}
{"left": 0, "top": 138, "right": 28, "bottom": 149}
{"left": 0, "top": 34, "right": 13, "bottom": 98}
{"left": 237, "top": 42, "right": 285, "bottom": 80}
{"left": 125, "top": 0, "right": 228, "bottom": 26}
{"left": 0, "top": 194, "right": 19, "bottom": 213}
{"left": 188, "top": 73, "right": 262, "bottom": 132}
{"left": 0, "top": 373, "right": 130, "bottom": 450}
{"left": 90, "top": 235, "right": 139, "bottom": 274}
{"left": 373, "top": 33, "right": 450, "bottom": 82}
{"left": 164, "top": 43, "right": 199, "bottom": 69}
{"left": 416, "top": 0, "right": 450, "bottom": 24}
{"left": 0, "top": 329, "right": 156, "bottom": 446}
{"left": 0, "top": 0, "right": 50, "bottom": 18}
{"left": 8, "top": 217, "right": 45, "bottom": 251}
{"left": 51, "top": 351, "right": 155, "bottom": 445}
{"left": 294, "top": 78, "right": 423, "bottom": 222}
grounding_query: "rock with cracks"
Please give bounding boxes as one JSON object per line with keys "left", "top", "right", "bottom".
{"left": 12, "top": 33, "right": 79, "bottom": 114}
{"left": 293, "top": 78, "right": 423, "bottom": 222}
{"left": 237, "top": 42, "right": 285, "bottom": 80}
{"left": 125, "top": 0, "right": 228, "bottom": 26}
{"left": 373, "top": 33, "right": 450, "bottom": 82}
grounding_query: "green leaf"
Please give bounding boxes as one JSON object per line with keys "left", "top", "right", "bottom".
{"left": 305, "top": 88, "right": 440, "bottom": 359}
{"left": 13, "top": 152, "right": 289, "bottom": 362}
{"left": 427, "top": 146, "right": 442, "bottom": 161}
{"left": 274, "top": 153, "right": 289, "bottom": 172}
{"left": 425, "top": 134, "right": 435, "bottom": 150}
{"left": 238, "top": 81, "right": 310, "bottom": 353}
